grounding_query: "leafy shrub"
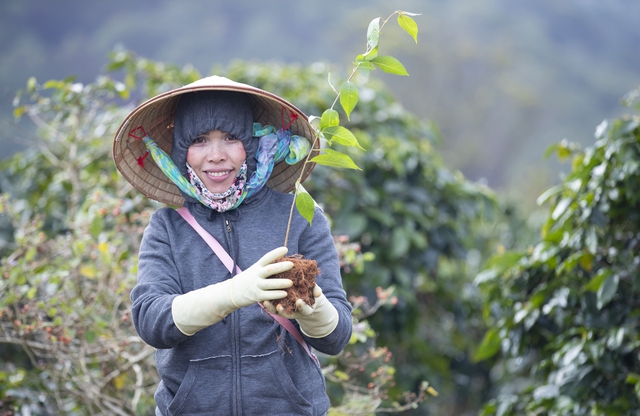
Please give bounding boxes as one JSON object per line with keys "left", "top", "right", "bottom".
{"left": 476, "top": 89, "right": 640, "bottom": 415}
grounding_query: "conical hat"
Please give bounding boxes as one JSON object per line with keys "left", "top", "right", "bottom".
{"left": 113, "top": 76, "right": 318, "bottom": 206}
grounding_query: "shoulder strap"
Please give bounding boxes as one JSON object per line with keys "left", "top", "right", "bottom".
{"left": 175, "top": 207, "right": 318, "bottom": 365}
{"left": 176, "top": 207, "right": 239, "bottom": 274}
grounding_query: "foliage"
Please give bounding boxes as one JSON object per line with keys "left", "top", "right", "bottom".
{"left": 326, "top": 239, "right": 436, "bottom": 415}
{"left": 5, "top": 76, "right": 135, "bottom": 235}
{"left": 287, "top": 10, "right": 420, "bottom": 237}
{"left": 315, "top": 92, "right": 498, "bottom": 415}
{"left": 2, "top": 76, "right": 159, "bottom": 415}
{"left": 0, "top": 193, "right": 158, "bottom": 415}
{"left": 476, "top": 94, "right": 640, "bottom": 415}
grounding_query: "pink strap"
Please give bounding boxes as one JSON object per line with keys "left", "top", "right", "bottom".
{"left": 176, "top": 207, "right": 241, "bottom": 274}
{"left": 175, "top": 207, "right": 318, "bottom": 364}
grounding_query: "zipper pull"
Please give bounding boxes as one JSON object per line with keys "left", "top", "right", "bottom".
{"left": 225, "top": 219, "right": 231, "bottom": 233}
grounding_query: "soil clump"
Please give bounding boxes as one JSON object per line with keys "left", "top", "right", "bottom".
{"left": 271, "top": 255, "right": 318, "bottom": 315}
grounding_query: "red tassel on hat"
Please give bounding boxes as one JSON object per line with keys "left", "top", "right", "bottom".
{"left": 281, "top": 107, "right": 298, "bottom": 131}
{"left": 137, "top": 151, "right": 149, "bottom": 167}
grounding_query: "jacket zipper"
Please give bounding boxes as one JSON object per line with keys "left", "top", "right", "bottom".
{"left": 233, "top": 308, "right": 241, "bottom": 414}
{"left": 224, "top": 215, "right": 241, "bottom": 414}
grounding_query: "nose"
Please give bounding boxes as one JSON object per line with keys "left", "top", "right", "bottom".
{"left": 206, "top": 140, "right": 227, "bottom": 162}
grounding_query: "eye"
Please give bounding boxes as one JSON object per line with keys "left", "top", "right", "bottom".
{"left": 226, "top": 134, "right": 240, "bottom": 141}
{"left": 192, "top": 136, "right": 206, "bottom": 144}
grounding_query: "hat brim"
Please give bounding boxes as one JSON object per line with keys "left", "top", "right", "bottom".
{"left": 113, "top": 76, "right": 319, "bottom": 206}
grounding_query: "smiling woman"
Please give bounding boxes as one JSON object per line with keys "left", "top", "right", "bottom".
{"left": 113, "top": 75, "right": 352, "bottom": 416}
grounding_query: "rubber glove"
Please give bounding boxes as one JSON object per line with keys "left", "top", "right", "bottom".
{"left": 172, "top": 246, "right": 293, "bottom": 336}
{"left": 263, "top": 284, "right": 339, "bottom": 338}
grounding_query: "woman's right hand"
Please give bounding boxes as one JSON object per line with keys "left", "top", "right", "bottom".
{"left": 172, "top": 247, "right": 293, "bottom": 336}
{"left": 227, "top": 246, "right": 293, "bottom": 308}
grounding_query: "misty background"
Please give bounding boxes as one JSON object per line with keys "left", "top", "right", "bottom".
{"left": 2, "top": 0, "right": 639, "bottom": 209}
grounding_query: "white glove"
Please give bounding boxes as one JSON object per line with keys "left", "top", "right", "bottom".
{"left": 172, "top": 247, "right": 293, "bottom": 336}
{"left": 263, "top": 284, "right": 339, "bottom": 338}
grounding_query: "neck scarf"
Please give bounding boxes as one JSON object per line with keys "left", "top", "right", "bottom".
{"left": 186, "top": 161, "right": 247, "bottom": 212}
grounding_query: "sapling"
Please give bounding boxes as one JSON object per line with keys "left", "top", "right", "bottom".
{"left": 271, "top": 10, "right": 421, "bottom": 314}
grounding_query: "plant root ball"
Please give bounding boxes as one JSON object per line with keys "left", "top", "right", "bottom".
{"left": 270, "top": 254, "right": 318, "bottom": 315}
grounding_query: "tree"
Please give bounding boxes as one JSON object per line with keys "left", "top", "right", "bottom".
{"left": 476, "top": 87, "right": 640, "bottom": 415}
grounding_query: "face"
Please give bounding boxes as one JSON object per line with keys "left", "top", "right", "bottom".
{"left": 186, "top": 130, "right": 247, "bottom": 194}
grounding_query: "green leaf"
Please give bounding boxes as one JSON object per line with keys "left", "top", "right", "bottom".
{"left": 89, "top": 215, "right": 104, "bottom": 238}
{"left": 398, "top": 14, "right": 419, "bottom": 43}
{"left": 355, "top": 61, "right": 376, "bottom": 76}
{"left": 333, "top": 370, "right": 350, "bottom": 381}
{"left": 473, "top": 269, "right": 498, "bottom": 285}
{"left": 310, "top": 149, "right": 361, "bottom": 170}
{"left": 42, "top": 79, "right": 63, "bottom": 90}
{"left": 360, "top": 46, "right": 378, "bottom": 61}
{"left": 371, "top": 56, "right": 409, "bottom": 76}
{"left": 27, "top": 287, "right": 37, "bottom": 300}
{"left": 536, "top": 184, "right": 563, "bottom": 206}
{"left": 578, "top": 252, "right": 594, "bottom": 271}
{"left": 532, "top": 385, "right": 559, "bottom": 400}
{"left": 597, "top": 274, "right": 619, "bottom": 309}
{"left": 474, "top": 251, "right": 523, "bottom": 284}
{"left": 295, "top": 190, "right": 315, "bottom": 226}
{"left": 322, "top": 125, "right": 363, "bottom": 149}
{"left": 25, "top": 246, "right": 37, "bottom": 262}
{"left": 13, "top": 106, "right": 26, "bottom": 119}
{"left": 365, "top": 17, "right": 380, "bottom": 55}
{"left": 390, "top": 228, "right": 410, "bottom": 258}
{"left": 551, "top": 197, "right": 571, "bottom": 221}
{"left": 585, "top": 269, "right": 611, "bottom": 292}
{"left": 27, "top": 76, "right": 37, "bottom": 92}
{"left": 397, "top": 10, "right": 421, "bottom": 17}
{"left": 339, "top": 82, "right": 359, "bottom": 121}
{"left": 85, "top": 330, "right": 97, "bottom": 343}
{"left": 626, "top": 373, "right": 640, "bottom": 384}
{"left": 486, "top": 251, "right": 525, "bottom": 272}
{"left": 80, "top": 265, "right": 97, "bottom": 279}
{"left": 545, "top": 139, "right": 579, "bottom": 161}
{"left": 474, "top": 328, "right": 501, "bottom": 362}
{"left": 585, "top": 227, "right": 598, "bottom": 255}
{"left": 320, "top": 109, "right": 340, "bottom": 130}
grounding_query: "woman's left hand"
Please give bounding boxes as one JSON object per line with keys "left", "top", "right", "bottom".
{"left": 263, "top": 285, "right": 339, "bottom": 338}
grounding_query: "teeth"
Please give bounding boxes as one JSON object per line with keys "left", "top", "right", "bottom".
{"left": 206, "top": 171, "right": 229, "bottom": 177}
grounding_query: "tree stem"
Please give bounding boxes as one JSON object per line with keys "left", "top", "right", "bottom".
{"left": 283, "top": 133, "right": 321, "bottom": 247}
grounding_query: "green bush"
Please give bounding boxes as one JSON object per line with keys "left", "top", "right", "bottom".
{"left": 476, "top": 88, "right": 640, "bottom": 415}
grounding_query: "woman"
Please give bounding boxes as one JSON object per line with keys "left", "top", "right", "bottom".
{"left": 113, "top": 76, "right": 352, "bottom": 416}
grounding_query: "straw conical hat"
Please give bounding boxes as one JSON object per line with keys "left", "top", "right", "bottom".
{"left": 113, "top": 76, "right": 318, "bottom": 206}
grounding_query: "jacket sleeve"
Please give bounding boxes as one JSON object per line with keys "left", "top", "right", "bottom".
{"left": 297, "top": 207, "right": 352, "bottom": 355}
{"left": 131, "top": 209, "right": 190, "bottom": 349}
